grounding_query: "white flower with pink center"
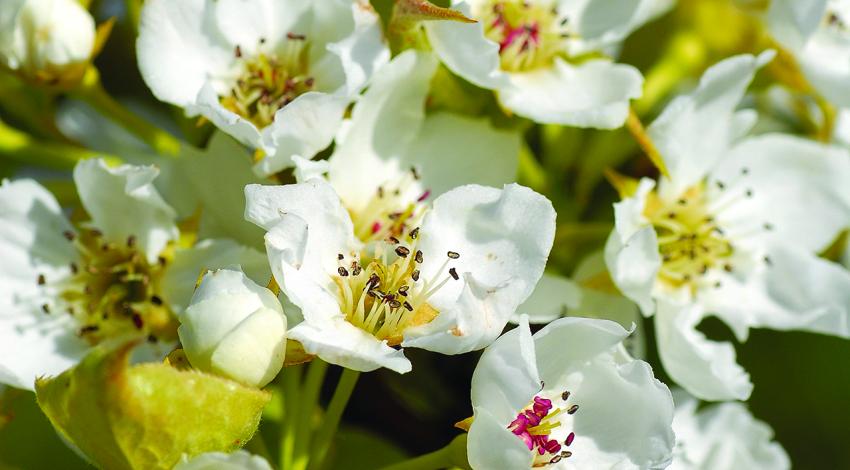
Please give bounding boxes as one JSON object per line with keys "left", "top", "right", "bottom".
{"left": 424, "top": 0, "right": 671, "bottom": 128}
{"left": 467, "top": 316, "right": 675, "bottom": 469}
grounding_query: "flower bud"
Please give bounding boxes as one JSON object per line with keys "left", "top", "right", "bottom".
{"left": 178, "top": 268, "right": 287, "bottom": 388}
{"left": 0, "top": 0, "right": 96, "bottom": 86}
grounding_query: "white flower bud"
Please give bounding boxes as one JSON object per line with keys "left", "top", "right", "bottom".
{"left": 178, "top": 268, "right": 287, "bottom": 388}
{"left": 0, "top": 0, "right": 96, "bottom": 85}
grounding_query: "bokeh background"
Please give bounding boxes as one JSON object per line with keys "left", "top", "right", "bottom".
{"left": 1, "top": 0, "right": 848, "bottom": 468}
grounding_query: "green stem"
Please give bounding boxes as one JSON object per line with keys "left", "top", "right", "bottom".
{"left": 292, "top": 360, "right": 329, "bottom": 470}
{"left": 72, "top": 68, "right": 181, "bottom": 156}
{"left": 307, "top": 368, "right": 360, "bottom": 470}
{"left": 281, "top": 366, "right": 303, "bottom": 470}
{"left": 0, "top": 120, "right": 121, "bottom": 169}
{"left": 378, "top": 434, "right": 469, "bottom": 470}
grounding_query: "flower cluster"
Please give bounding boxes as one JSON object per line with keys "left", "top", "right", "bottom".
{"left": 0, "top": 0, "right": 846, "bottom": 469}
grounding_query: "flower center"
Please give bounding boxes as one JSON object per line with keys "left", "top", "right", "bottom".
{"left": 333, "top": 226, "right": 460, "bottom": 345}
{"left": 37, "top": 228, "right": 177, "bottom": 345}
{"left": 478, "top": 0, "right": 572, "bottom": 72}
{"left": 350, "top": 168, "right": 431, "bottom": 243}
{"left": 645, "top": 185, "right": 734, "bottom": 288}
{"left": 824, "top": 5, "right": 850, "bottom": 34}
{"left": 220, "top": 34, "right": 314, "bottom": 129}
{"left": 508, "top": 391, "right": 578, "bottom": 466}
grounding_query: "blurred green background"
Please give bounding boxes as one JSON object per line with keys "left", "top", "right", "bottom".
{"left": 1, "top": 0, "right": 849, "bottom": 468}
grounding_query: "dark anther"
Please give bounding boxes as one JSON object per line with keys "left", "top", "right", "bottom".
{"left": 70, "top": 262, "right": 78, "bottom": 274}
{"left": 37, "top": 274, "right": 46, "bottom": 285}
{"left": 449, "top": 267, "right": 459, "bottom": 280}
{"left": 389, "top": 300, "right": 402, "bottom": 309}
{"left": 352, "top": 264, "right": 362, "bottom": 276}
{"left": 403, "top": 301, "right": 413, "bottom": 311}
{"left": 79, "top": 325, "right": 99, "bottom": 334}
{"left": 723, "top": 264, "right": 733, "bottom": 272}
{"left": 158, "top": 256, "right": 168, "bottom": 266}
{"left": 549, "top": 455, "right": 562, "bottom": 464}
{"left": 565, "top": 432, "right": 575, "bottom": 446}
{"left": 411, "top": 166, "right": 420, "bottom": 180}
{"left": 388, "top": 236, "right": 400, "bottom": 245}
{"left": 151, "top": 295, "right": 163, "bottom": 306}
{"left": 410, "top": 227, "right": 420, "bottom": 239}
{"left": 63, "top": 230, "right": 75, "bottom": 241}
{"left": 745, "top": 189, "right": 753, "bottom": 197}
{"left": 132, "top": 313, "right": 144, "bottom": 330}
{"left": 395, "top": 246, "right": 410, "bottom": 257}
{"left": 677, "top": 198, "right": 687, "bottom": 205}
{"left": 287, "top": 32, "right": 306, "bottom": 40}
{"left": 259, "top": 37, "right": 267, "bottom": 44}
{"left": 567, "top": 404, "right": 579, "bottom": 414}
{"left": 338, "top": 267, "right": 349, "bottom": 277}
{"left": 447, "top": 251, "right": 460, "bottom": 259}
{"left": 378, "top": 186, "right": 384, "bottom": 198}
{"left": 560, "top": 451, "right": 572, "bottom": 458}
{"left": 147, "top": 335, "right": 158, "bottom": 343}
{"left": 714, "top": 281, "right": 722, "bottom": 288}
{"left": 667, "top": 212, "right": 677, "bottom": 219}
{"left": 127, "top": 235, "right": 137, "bottom": 248}
{"left": 716, "top": 181, "right": 726, "bottom": 190}
{"left": 764, "top": 256, "right": 772, "bottom": 266}
{"left": 41, "top": 304, "right": 50, "bottom": 314}
{"left": 763, "top": 223, "right": 773, "bottom": 231}
{"left": 741, "top": 167, "right": 750, "bottom": 175}
{"left": 411, "top": 270, "right": 420, "bottom": 281}
{"left": 415, "top": 250, "right": 424, "bottom": 264}
{"left": 338, "top": 253, "right": 344, "bottom": 260}
{"left": 398, "top": 285, "right": 409, "bottom": 296}
{"left": 234, "top": 45, "right": 242, "bottom": 57}
{"left": 561, "top": 390, "right": 570, "bottom": 401}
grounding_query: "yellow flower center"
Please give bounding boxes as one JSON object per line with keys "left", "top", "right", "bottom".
{"left": 333, "top": 226, "right": 461, "bottom": 345}
{"left": 349, "top": 169, "right": 431, "bottom": 243}
{"left": 645, "top": 184, "right": 734, "bottom": 289}
{"left": 39, "top": 228, "right": 177, "bottom": 345}
{"left": 220, "top": 34, "right": 314, "bottom": 129}
{"left": 477, "top": 0, "right": 572, "bottom": 72}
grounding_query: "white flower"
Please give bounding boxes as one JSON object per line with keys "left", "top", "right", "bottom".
{"left": 0, "top": 0, "right": 97, "bottom": 87}
{"left": 244, "top": 179, "right": 555, "bottom": 373}
{"left": 605, "top": 52, "right": 850, "bottom": 400}
{"left": 467, "top": 316, "right": 675, "bottom": 469}
{"left": 767, "top": 0, "right": 850, "bottom": 107}
{"left": 0, "top": 159, "right": 266, "bottom": 390}
{"left": 296, "top": 49, "right": 521, "bottom": 244}
{"left": 137, "top": 0, "right": 389, "bottom": 176}
{"left": 423, "top": 0, "right": 667, "bottom": 128}
{"left": 178, "top": 268, "right": 287, "bottom": 388}
{"left": 670, "top": 391, "right": 790, "bottom": 470}
{"left": 174, "top": 450, "right": 272, "bottom": 470}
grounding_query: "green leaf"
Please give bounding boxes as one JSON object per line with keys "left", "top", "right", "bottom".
{"left": 35, "top": 338, "right": 271, "bottom": 470}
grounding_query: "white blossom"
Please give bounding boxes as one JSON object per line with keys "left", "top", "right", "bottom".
{"left": 467, "top": 316, "right": 675, "bottom": 469}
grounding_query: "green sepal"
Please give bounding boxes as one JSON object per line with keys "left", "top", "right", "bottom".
{"left": 387, "top": 0, "right": 475, "bottom": 54}
{"left": 35, "top": 337, "right": 271, "bottom": 470}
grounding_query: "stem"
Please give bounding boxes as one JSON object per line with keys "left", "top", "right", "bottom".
{"left": 378, "top": 434, "right": 469, "bottom": 470}
{"left": 281, "top": 366, "right": 303, "bottom": 470}
{"left": 0, "top": 120, "right": 121, "bottom": 169}
{"left": 625, "top": 108, "right": 670, "bottom": 179}
{"left": 307, "top": 368, "right": 360, "bottom": 470}
{"left": 72, "top": 67, "right": 181, "bottom": 156}
{"left": 292, "top": 360, "right": 329, "bottom": 470}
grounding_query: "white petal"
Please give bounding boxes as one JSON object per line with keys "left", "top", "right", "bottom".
{"left": 161, "top": 238, "right": 270, "bottom": 312}
{"left": 648, "top": 52, "right": 774, "bottom": 193}
{"left": 403, "top": 184, "right": 555, "bottom": 353}
{"left": 467, "top": 407, "right": 533, "bottom": 470}
{"left": 532, "top": 317, "right": 631, "bottom": 384}
{"left": 514, "top": 273, "right": 582, "bottom": 324}
{"left": 671, "top": 392, "right": 790, "bottom": 470}
{"left": 256, "top": 92, "right": 349, "bottom": 176}
{"left": 654, "top": 301, "right": 752, "bottom": 401}
{"left": 73, "top": 159, "right": 178, "bottom": 263}
{"left": 703, "top": 244, "right": 850, "bottom": 338}
{"left": 425, "top": 1, "right": 509, "bottom": 90}
{"left": 292, "top": 155, "right": 330, "bottom": 183}
{"left": 245, "top": 180, "right": 357, "bottom": 278}
{"left": 188, "top": 81, "right": 264, "bottom": 149}
{"left": 766, "top": 0, "right": 827, "bottom": 51}
{"left": 137, "top": 0, "right": 233, "bottom": 106}
{"left": 713, "top": 134, "right": 850, "bottom": 253}
{"left": 470, "top": 316, "right": 540, "bottom": 420}
{"left": 328, "top": 50, "right": 437, "bottom": 211}
{"left": 499, "top": 58, "right": 642, "bottom": 128}
{"left": 604, "top": 227, "right": 660, "bottom": 316}
{"left": 0, "top": 178, "right": 76, "bottom": 298}
{"left": 288, "top": 319, "right": 410, "bottom": 373}
{"left": 0, "top": 306, "right": 89, "bottom": 390}
{"left": 211, "top": 0, "right": 308, "bottom": 51}
{"left": 322, "top": 0, "right": 390, "bottom": 96}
